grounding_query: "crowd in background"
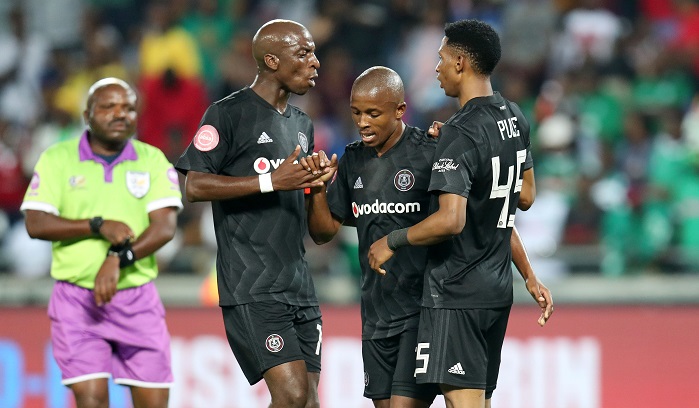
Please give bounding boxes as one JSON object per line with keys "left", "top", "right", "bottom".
{"left": 1, "top": 0, "right": 699, "bottom": 292}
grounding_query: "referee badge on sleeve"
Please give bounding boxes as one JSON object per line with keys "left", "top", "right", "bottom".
{"left": 126, "top": 171, "right": 150, "bottom": 198}
{"left": 27, "top": 172, "right": 40, "bottom": 196}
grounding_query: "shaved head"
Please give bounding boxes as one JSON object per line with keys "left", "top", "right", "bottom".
{"left": 352, "top": 66, "right": 404, "bottom": 104}
{"left": 350, "top": 67, "right": 407, "bottom": 154}
{"left": 249, "top": 19, "right": 319, "bottom": 104}
{"left": 252, "top": 19, "right": 310, "bottom": 70}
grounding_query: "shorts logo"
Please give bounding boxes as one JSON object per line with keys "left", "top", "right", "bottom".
{"left": 364, "top": 371, "right": 369, "bottom": 387}
{"left": 394, "top": 169, "right": 415, "bottom": 191}
{"left": 298, "top": 132, "right": 308, "bottom": 153}
{"left": 265, "top": 334, "right": 284, "bottom": 353}
{"left": 447, "top": 362, "right": 465, "bottom": 375}
{"left": 126, "top": 171, "right": 150, "bottom": 198}
{"left": 193, "top": 125, "right": 219, "bottom": 152}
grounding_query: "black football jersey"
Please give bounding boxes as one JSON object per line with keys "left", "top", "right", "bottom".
{"left": 424, "top": 92, "right": 533, "bottom": 309}
{"left": 175, "top": 87, "right": 318, "bottom": 307}
{"left": 326, "top": 126, "right": 436, "bottom": 340}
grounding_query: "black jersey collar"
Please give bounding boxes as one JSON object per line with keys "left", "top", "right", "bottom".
{"left": 244, "top": 87, "right": 292, "bottom": 118}
{"left": 369, "top": 124, "right": 409, "bottom": 158}
{"left": 462, "top": 91, "right": 505, "bottom": 107}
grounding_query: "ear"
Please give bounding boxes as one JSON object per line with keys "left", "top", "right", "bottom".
{"left": 396, "top": 102, "right": 407, "bottom": 118}
{"left": 83, "top": 109, "right": 91, "bottom": 127}
{"left": 264, "top": 54, "right": 279, "bottom": 71}
{"left": 455, "top": 55, "right": 465, "bottom": 74}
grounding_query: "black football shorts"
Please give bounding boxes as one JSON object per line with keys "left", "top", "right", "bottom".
{"left": 222, "top": 301, "right": 322, "bottom": 385}
{"left": 415, "top": 306, "right": 511, "bottom": 399}
{"left": 362, "top": 327, "right": 439, "bottom": 402}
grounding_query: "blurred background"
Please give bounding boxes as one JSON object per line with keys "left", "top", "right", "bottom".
{"left": 0, "top": 0, "right": 698, "bottom": 407}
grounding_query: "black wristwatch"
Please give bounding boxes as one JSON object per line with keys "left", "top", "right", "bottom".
{"left": 89, "top": 216, "right": 104, "bottom": 235}
{"left": 107, "top": 241, "right": 137, "bottom": 268}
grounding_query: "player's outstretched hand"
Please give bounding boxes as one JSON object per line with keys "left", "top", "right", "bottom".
{"left": 272, "top": 145, "right": 325, "bottom": 191}
{"left": 368, "top": 235, "right": 394, "bottom": 275}
{"left": 525, "top": 277, "right": 554, "bottom": 327}
{"left": 100, "top": 220, "right": 135, "bottom": 246}
{"left": 94, "top": 255, "right": 120, "bottom": 306}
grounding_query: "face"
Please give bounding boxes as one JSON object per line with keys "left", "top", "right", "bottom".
{"left": 275, "top": 28, "right": 320, "bottom": 95}
{"left": 84, "top": 84, "right": 137, "bottom": 146}
{"left": 435, "top": 36, "right": 459, "bottom": 97}
{"left": 350, "top": 88, "right": 405, "bottom": 152}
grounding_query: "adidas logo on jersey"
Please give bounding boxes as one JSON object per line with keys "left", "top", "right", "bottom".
{"left": 257, "top": 132, "right": 273, "bottom": 144}
{"left": 353, "top": 177, "right": 364, "bottom": 189}
{"left": 448, "top": 363, "right": 465, "bottom": 375}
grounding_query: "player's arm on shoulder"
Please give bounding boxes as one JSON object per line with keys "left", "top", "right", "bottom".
{"left": 518, "top": 168, "right": 536, "bottom": 210}
{"left": 427, "top": 121, "right": 443, "bottom": 138}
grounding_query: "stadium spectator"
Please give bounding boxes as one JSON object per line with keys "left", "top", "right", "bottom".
{"left": 137, "top": 0, "right": 208, "bottom": 161}
{"left": 181, "top": 0, "right": 237, "bottom": 98}
{"left": 0, "top": 5, "right": 48, "bottom": 127}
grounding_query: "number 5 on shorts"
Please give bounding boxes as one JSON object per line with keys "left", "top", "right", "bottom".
{"left": 414, "top": 342, "right": 430, "bottom": 376}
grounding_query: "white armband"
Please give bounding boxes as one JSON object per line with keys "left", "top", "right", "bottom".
{"left": 259, "top": 173, "right": 274, "bottom": 193}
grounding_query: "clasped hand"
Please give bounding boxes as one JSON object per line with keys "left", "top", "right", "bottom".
{"left": 270, "top": 146, "right": 337, "bottom": 191}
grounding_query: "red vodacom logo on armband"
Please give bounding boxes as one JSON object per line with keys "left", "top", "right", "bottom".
{"left": 193, "top": 125, "right": 220, "bottom": 152}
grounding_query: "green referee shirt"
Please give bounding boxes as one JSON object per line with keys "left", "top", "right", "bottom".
{"left": 20, "top": 131, "right": 183, "bottom": 289}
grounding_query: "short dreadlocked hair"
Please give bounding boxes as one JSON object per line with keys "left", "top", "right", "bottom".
{"left": 444, "top": 20, "right": 501, "bottom": 77}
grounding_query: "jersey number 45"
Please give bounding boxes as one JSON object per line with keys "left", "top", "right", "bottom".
{"left": 489, "top": 149, "right": 527, "bottom": 229}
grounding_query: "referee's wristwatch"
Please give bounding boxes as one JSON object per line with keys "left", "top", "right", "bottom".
{"left": 89, "top": 216, "right": 104, "bottom": 235}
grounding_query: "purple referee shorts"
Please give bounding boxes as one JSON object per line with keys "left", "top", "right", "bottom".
{"left": 48, "top": 280, "right": 173, "bottom": 388}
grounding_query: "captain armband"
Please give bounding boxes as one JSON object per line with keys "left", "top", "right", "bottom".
{"left": 387, "top": 228, "right": 411, "bottom": 251}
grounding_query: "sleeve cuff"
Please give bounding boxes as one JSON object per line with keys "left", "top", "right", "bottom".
{"left": 147, "top": 197, "right": 184, "bottom": 214}
{"left": 19, "top": 201, "right": 59, "bottom": 215}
